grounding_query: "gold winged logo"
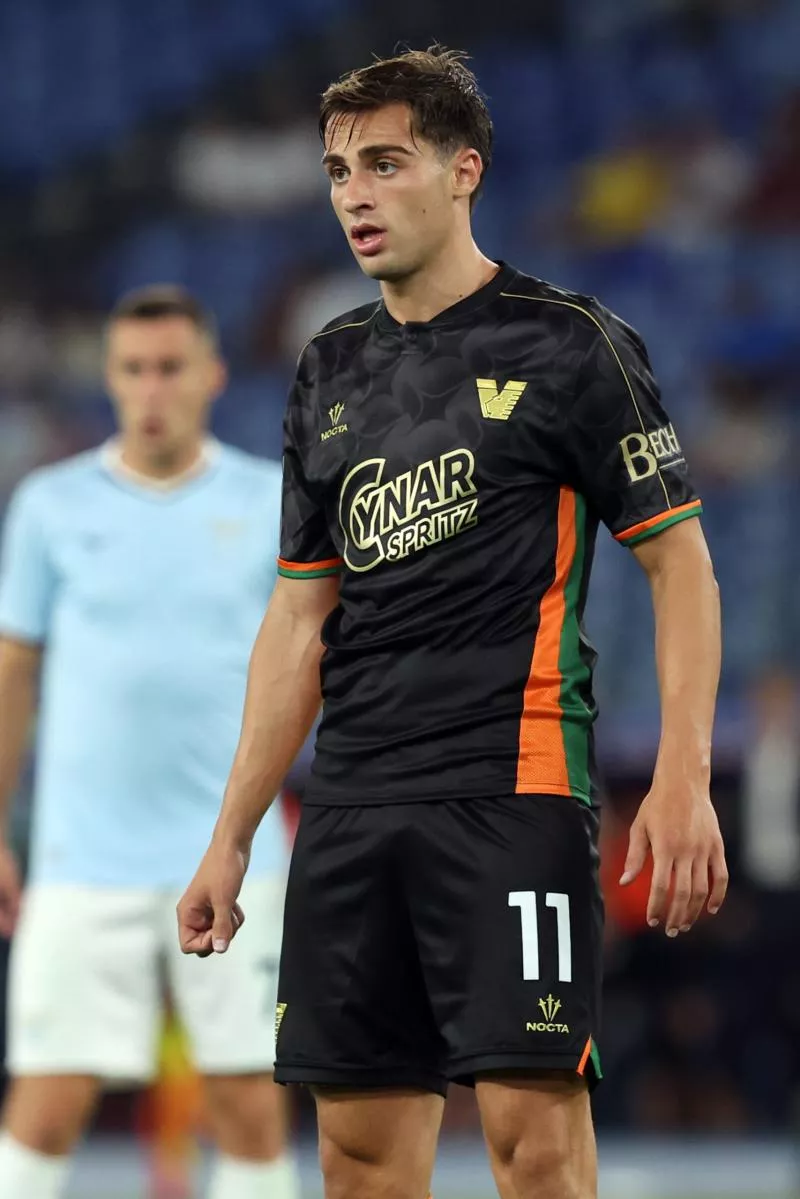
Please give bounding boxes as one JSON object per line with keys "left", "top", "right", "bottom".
{"left": 476, "top": 379, "right": 527, "bottom": 421}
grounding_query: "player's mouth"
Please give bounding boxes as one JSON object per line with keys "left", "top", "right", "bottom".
{"left": 350, "top": 223, "right": 387, "bottom": 256}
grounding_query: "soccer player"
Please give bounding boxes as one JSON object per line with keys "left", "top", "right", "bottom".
{"left": 177, "top": 48, "right": 729, "bottom": 1199}
{"left": 0, "top": 288, "right": 300, "bottom": 1199}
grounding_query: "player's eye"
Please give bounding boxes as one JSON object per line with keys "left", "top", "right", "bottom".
{"left": 328, "top": 166, "right": 349, "bottom": 184}
{"left": 160, "top": 359, "right": 182, "bottom": 376}
{"left": 375, "top": 160, "right": 398, "bottom": 176}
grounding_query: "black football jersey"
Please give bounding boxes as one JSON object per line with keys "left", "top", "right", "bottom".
{"left": 278, "top": 263, "right": 701, "bottom": 805}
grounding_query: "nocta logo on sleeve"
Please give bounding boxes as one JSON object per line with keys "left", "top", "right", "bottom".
{"left": 339, "top": 449, "right": 479, "bottom": 572}
{"left": 321, "top": 402, "right": 348, "bottom": 442}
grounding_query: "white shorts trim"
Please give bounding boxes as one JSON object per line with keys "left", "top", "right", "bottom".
{"left": 5, "top": 875, "right": 285, "bottom": 1081}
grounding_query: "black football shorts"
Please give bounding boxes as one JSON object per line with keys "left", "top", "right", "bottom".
{"left": 273, "top": 793, "right": 603, "bottom": 1095}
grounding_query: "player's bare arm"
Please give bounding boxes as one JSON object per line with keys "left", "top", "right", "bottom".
{"left": 0, "top": 637, "right": 41, "bottom": 937}
{"left": 177, "top": 573, "right": 339, "bottom": 957}
{"left": 622, "top": 517, "right": 728, "bottom": 936}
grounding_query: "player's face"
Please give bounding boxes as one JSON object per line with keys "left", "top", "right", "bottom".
{"left": 324, "top": 103, "right": 474, "bottom": 283}
{"left": 106, "top": 317, "right": 225, "bottom": 461}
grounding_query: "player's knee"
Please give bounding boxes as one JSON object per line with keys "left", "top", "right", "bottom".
{"left": 315, "top": 1090, "right": 440, "bottom": 1199}
{"left": 319, "top": 1146, "right": 403, "bottom": 1199}
{"left": 497, "top": 1132, "right": 583, "bottom": 1199}
{"left": 2, "top": 1076, "right": 97, "bottom": 1157}
{"left": 203, "top": 1074, "right": 286, "bottom": 1160}
{"left": 318, "top": 1131, "right": 412, "bottom": 1199}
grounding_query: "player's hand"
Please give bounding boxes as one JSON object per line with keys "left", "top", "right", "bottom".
{"left": 177, "top": 838, "right": 249, "bottom": 958}
{"left": 620, "top": 784, "right": 728, "bottom": 937}
{"left": 0, "top": 839, "right": 22, "bottom": 938}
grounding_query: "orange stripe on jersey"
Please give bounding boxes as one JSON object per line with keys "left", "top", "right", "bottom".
{"left": 277, "top": 556, "right": 342, "bottom": 572}
{"left": 615, "top": 500, "right": 702, "bottom": 545}
{"left": 577, "top": 1037, "right": 593, "bottom": 1076}
{"left": 516, "top": 487, "right": 578, "bottom": 795}
{"left": 277, "top": 557, "right": 343, "bottom": 579}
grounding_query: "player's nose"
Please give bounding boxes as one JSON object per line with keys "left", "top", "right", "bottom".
{"left": 342, "top": 176, "right": 375, "bottom": 213}
{"left": 142, "top": 374, "right": 170, "bottom": 403}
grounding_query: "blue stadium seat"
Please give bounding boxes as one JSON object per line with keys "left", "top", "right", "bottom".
{"left": 0, "top": 0, "right": 349, "bottom": 175}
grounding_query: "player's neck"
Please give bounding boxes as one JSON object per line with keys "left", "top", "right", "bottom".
{"left": 114, "top": 437, "right": 213, "bottom": 488}
{"left": 380, "top": 239, "right": 498, "bottom": 326}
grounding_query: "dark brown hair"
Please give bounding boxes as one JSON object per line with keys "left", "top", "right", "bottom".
{"left": 319, "top": 45, "right": 493, "bottom": 208}
{"left": 109, "top": 285, "right": 219, "bottom": 349}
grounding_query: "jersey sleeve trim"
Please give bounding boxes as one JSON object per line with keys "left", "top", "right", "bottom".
{"left": 615, "top": 500, "right": 703, "bottom": 547}
{"left": 277, "top": 557, "right": 344, "bottom": 579}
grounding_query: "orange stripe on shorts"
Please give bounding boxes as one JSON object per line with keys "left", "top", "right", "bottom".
{"left": 577, "top": 1037, "right": 593, "bottom": 1076}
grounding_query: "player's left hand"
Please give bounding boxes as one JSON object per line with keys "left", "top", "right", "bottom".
{"left": 177, "top": 838, "right": 249, "bottom": 958}
{"left": 620, "top": 785, "right": 728, "bottom": 937}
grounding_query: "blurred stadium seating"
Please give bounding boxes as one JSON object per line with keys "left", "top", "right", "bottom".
{"left": 0, "top": 0, "right": 798, "bottom": 1194}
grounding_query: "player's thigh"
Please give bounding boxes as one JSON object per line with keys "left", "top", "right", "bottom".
{"left": 275, "top": 804, "right": 447, "bottom": 1094}
{"left": 477, "top": 1072, "right": 596, "bottom": 1185}
{"left": 6, "top": 885, "right": 161, "bottom": 1082}
{"left": 166, "top": 874, "right": 285, "bottom": 1074}
{"left": 314, "top": 1088, "right": 443, "bottom": 1192}
{"left": 408, "top": 794, "right": 604, "bottom": 1087}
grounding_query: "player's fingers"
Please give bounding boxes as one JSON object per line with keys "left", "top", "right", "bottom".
{"left": 177, "top": 899, "right": 211, "bottom": 941}
{"left": 646, "top": 852, "right": 673, "bottom": 928}
{"left": 211, "top": 901, "right": 234, "bottom": 954}
{"left": 666, "top": 856, "right": 693, "bottom": 937}
{"left": 182, "top": 928, "right": 213, "bottom": 957}
{"left": 232, "top": 902, "right": 245, "bottom": 930}
{"left": 620, "top": 819, "right": 649, "bottom": 885}
{"left": 707, "top": 840, "right": 729, "bottom": 915}
{"left": 680, "top": 855, "right": 710, "bottom": 932}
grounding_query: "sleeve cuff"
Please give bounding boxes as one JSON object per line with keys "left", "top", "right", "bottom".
{"left": 0, "top": 616, "right": 46, "bottom": 644}
{"left": 277, "top": 556, "right": 343, "bottom": 579}
{"left": 615, "top": 500, "right": 703, "bottom": 547}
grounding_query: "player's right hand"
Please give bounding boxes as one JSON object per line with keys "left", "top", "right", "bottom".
{"left": 176, "top": 839, "right": 249, "bottom": 958}
{"left": 0, "top": 839, "right": 22, "bottom": 938}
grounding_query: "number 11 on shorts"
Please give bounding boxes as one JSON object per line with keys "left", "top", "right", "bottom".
{"left": 508, "top": 891, "right": 572, "bottom": 983}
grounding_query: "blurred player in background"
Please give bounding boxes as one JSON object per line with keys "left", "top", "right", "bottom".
{"left": 179, "top": 47, "right": 728, "bottom": 1199}
{"left": 0, "top": 287, "right": 299, "bottom": 1199}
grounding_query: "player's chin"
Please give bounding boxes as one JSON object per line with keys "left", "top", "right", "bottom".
{"left": 354, "top": 250, "right": 413, "bottom": 284}
{"left": 352, "top": 250, "right": 390, "bottom": 279}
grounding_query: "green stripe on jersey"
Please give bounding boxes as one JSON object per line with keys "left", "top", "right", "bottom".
{"left": 624, "top": 504, "right": 704, "bottom": 546}
{"left": 277, "top": 564, "right": 342, "bottom": 579}
{"left": 558, "top": 493, "right": 593, "bottom": 804}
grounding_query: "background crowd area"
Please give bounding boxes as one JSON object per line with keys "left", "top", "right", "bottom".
{"left": 0, "top": 0, "right": 798, "bottom": 1162}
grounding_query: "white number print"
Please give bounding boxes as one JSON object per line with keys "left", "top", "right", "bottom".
{"left": 508, "top": 891, "right": 572, "bottom": 983}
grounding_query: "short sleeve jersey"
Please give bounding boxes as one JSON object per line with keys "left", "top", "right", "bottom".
{"left": 279, "top": 263, "right": 701, "bottom": 806}
{"left": 0, "top": 445, "right": 288, "bottom": 886}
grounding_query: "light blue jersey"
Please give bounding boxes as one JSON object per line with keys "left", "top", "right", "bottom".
{"left": 0, "top": 442, "right": 286, "bottom": 888}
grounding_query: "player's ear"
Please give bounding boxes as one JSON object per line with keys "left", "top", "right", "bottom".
{"left": 452, "top": 148, "right": 483, "bottom": 204}
{"left": 210, "top": 355, "right": 228, "bottom": 402}
{"left": 104, "top": 358, "right": 120, "bottom": 408}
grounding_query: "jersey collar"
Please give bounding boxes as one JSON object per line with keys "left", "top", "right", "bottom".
{"left": 101, "top": 437, "right": 221, "bottom": 493}
{"left": 375, "top": 261, "right": 518, "bottom": 335}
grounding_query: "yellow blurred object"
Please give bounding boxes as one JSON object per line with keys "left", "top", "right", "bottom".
{"left": 576, "top": 150, "right": 669, "bottom": 245}
{"left": 138, "top": 1009, "right": 204, "bottom": 1199}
